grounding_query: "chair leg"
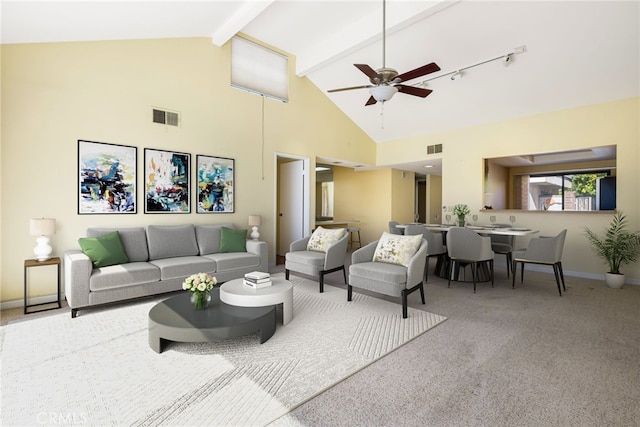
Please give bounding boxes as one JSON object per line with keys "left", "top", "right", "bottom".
{"left": 347, "top": 284, "right": 353, "bottom": 301}
{"left": 490, "top": 260, "right": 494, "bottom": 288}
{"left": 506, "top": 253, "right": 512, "bottom": 278}
{"left": 558, "top": 262, "right": 566, "bottom": 291}
{"left": 553, "top": 264, "right": 562, "bottom": 296}
{"left": 401, "top": 289, "right": 408, "bottom": 319}
{"left": 424, "top": 255, "right": 430, "bottom": 283}
{"left": 448, "top": 259, "right": 454, "bottom": 288}
{"left": 520, "top": 262, "right": 525, "bottom": 283}
{"left": 342, "top": 266, "right": 347, "bottom": 284}
{"left": 419, "top": 283, "right": 425, "bottom": 304}
{"left": 471, "top": 262, "right": 477, "bottom": 293}
{"left": 512, "top": 261, "right": 517, "bottom": 289}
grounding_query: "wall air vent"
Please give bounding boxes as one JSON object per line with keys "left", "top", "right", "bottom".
{"left": 152, "top": 108, "right": 180, "bottom": 127}
{"left": 427, "top": 144, "right": 443, "bottom": 155}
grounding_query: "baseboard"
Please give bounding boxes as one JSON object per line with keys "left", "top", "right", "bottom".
{"left": 0, "top": 293, "right": 66, "bottom": 311}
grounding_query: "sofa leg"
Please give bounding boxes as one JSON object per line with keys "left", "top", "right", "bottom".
{"left": 285, "top": 269, "right": 290, "bottom": 280}
{"left": 347, "top": 285, "right": 353, "bottom": 301}
{"left": 71, "top": 309, "right": 78, "bottom": 319}
{"left": 319, "top": 272, "right": 324, "bottom": 293}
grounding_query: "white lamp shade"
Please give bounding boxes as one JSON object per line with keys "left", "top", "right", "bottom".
{"left": 369, "top": 85, "right": 398, "bottom": 102}
{"left": 30, "top": 218, "right": 56, "bottom": 236}
{"left": 248, "top": 215, "right": 262, "bottom": 226}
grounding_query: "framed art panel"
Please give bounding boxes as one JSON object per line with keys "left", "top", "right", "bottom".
{"left": 78, "top": 140, "right": 137, "bottom": 214}
{"left": 144, "top": 148, "right": 191, "bottom": 213}
{"left": 197, "top": 155, "right": 235, "bottom": 213}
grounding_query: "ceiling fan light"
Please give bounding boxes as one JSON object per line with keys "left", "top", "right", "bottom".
{"left": 369, "top": 85, "right": 398, "bottom": 102}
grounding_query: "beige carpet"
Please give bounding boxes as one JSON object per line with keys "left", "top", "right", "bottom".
{"left": 1, "top": 273, "right": 446, "bottom": 426}
{"left": 271, "top": 264, "right": 640, "bottom": 427}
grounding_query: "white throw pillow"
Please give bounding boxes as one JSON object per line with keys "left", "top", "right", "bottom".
{"left": 373, "top": 232, "right": 423, "bottom": 267}
{"left": 306, "top": 227, "right": 346, "bottom": 253}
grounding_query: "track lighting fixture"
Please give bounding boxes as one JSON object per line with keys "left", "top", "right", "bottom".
{"left": 419, "top": 45, "right": 527, "bottom": 86}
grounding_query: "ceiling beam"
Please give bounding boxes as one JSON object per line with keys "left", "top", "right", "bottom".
{"left": 211, "top": 0, "right": 275, "bottom": 47}
{"left": 295, "top": 0, "right": 460, "bottom": 77}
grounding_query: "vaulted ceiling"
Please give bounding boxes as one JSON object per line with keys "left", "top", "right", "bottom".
{"left": 2, "top": 1, "right": 638, "bottom": 174}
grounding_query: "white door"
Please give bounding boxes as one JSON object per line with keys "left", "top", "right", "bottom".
{"left": 278, "top": 160, "right": 305, "bottom": 256}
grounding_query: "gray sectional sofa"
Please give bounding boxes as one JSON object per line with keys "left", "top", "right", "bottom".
{"left": 64, "top": 223, "right": 267, "bottom": 317}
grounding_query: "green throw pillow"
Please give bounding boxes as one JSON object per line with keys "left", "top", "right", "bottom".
{"left": 78, "top": 231, "right": 129, "bottom": 268}
{"left": 219, "top": 227, "right": 247, "bottom": 253}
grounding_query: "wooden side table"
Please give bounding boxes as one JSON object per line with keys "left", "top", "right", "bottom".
{"left": 24, "top": 257, "right": 62, "bottom": 314}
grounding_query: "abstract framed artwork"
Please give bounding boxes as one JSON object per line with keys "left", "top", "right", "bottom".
{"left": 197, "top": 155, "right": 235, "bottom": 213}
{"left": 78, "top": 140, "right": 137, "bottom": 214}
{"left": 144, "top": 148, "right": 191, "bottom": 213}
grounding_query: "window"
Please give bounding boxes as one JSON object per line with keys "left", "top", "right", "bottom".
{"left": 523, "top": 171, "right": 613, "bottom": 211}
{"left": 231, "top": 36, "right": 288, "bottom": 102}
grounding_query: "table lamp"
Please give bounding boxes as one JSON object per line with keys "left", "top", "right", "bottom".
{"left": 30, "top": 218, "right": 56, "bottom": 261}
{"left": 248, "top": 215, "right": 262, "bottom": 240}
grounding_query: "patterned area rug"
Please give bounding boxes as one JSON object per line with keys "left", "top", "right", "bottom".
{"left": 1, "top": 274, "right": 446, "bottom": 426}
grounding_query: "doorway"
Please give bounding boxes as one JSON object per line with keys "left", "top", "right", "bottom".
{"left": 276, "top": 154, "right": 310, "bottom": 263}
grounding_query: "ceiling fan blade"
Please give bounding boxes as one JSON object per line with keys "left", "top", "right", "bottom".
{"left": 354, "top": 64, "right": 380, "bottom": 81}
{"left": 328, "top": 85, "right": 373, "bottom": 93}
{"left": 396, "top": 84, "right": 433, "bottom": 98}
{"left": 365, "top": 96, "right": 378, "bottom": 106}
{"left": 395, "top": 62, "right": 441, "bottom": 83}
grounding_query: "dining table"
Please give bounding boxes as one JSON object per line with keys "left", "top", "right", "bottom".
{"left": 398, "top": 223, "right": 539, "bottom": 282}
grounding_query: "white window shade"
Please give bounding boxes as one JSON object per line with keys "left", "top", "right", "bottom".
{"left": 231, "top": 36, "right": 288, "bottom": 102}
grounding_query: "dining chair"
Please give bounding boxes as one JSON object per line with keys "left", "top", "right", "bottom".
{"left": 512, "top": 229, "right": 567, "bottom": 296}
{"left": 388, "top": 221, "right": 404, "bottom": 235}
{"left": 490, "top": 234, "right": 515, "bottom": 278}
{"left": 446, "top": 227, "right": 494, "bottom": 293}
{"left": 404, "top": 224, "right": 447, "bottom": 282}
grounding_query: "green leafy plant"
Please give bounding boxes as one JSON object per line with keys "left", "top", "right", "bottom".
{"left": 584, "top": 212, "right": 640, "bottom": 274}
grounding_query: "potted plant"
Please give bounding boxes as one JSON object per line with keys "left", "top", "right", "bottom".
{"left": 584, "top": 212, "right": 640, "bottom": 288}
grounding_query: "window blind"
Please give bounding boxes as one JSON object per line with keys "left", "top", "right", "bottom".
{"left": 231, "top": 36, "right": 288, "bottom": 102}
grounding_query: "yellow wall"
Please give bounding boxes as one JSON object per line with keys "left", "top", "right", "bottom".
{"left": 333, "top": 167, "right": 391, "bottom": 245}
{"left": 378, "top": 98, "right": 640, "bottom": 281}
{"left": 0, "top": 37, "right": 377, "bottom": 302}
{"left": 391, "top": 169, "right": 415, "bottom": 224}
{"left": 427, "top": 174, "right": 442, "bottom": 223}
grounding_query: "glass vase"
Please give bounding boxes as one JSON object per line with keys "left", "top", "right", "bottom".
{"left": 190, "top": 291, "right": 211, "bottom": 310}
{"left": 457, "top": 215, "right": 466, "bottom": 227}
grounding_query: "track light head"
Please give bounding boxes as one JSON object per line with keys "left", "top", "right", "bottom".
{"left": 503, "top": 54, "right": 513, "bottom": 66}
{"left": 450, "top": 71, "right": 462, "bottom": 81}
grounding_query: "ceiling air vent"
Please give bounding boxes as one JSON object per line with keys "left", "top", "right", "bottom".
{"left": 427, "top": 144, "right": 443, "bottom": 155}
{"left": 152, "top": 108, "right": 180, "bottom": 127}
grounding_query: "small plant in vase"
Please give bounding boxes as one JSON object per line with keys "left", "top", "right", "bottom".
{"left": 183, "top": 273, "right": 218, "bottom": 309}
{"left": 584, "top": 212, "right": 640, "bottom": 288}
{"left": 453, "top": 204, "right": 471, "bottom": 227}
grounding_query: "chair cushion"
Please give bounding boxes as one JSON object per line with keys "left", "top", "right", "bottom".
{"left": 306, "top": 226, "right": 346, "bottom": 252}
{"left": 285, "top": 250, "right": 325, "bottom": 267}
{"left": 373, "top": 232, "right": 422, "bottom": 267}
{"left": 219, "top": 227, "right": 247, "bottom": 253}
{"left": 78, "top": 231, "right": 129, "bottom": 268}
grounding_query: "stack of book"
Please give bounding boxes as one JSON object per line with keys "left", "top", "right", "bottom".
{"left": 244, "top": 271, "right": 272, "bottom": 289}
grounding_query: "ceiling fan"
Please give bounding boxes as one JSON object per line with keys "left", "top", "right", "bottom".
{"left": 328, "top": 0, "right": 441, "bottom": 106}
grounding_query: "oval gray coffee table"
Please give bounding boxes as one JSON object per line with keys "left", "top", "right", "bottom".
{"left": 148, "top": 289, "right": 276, "bottom": 353}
